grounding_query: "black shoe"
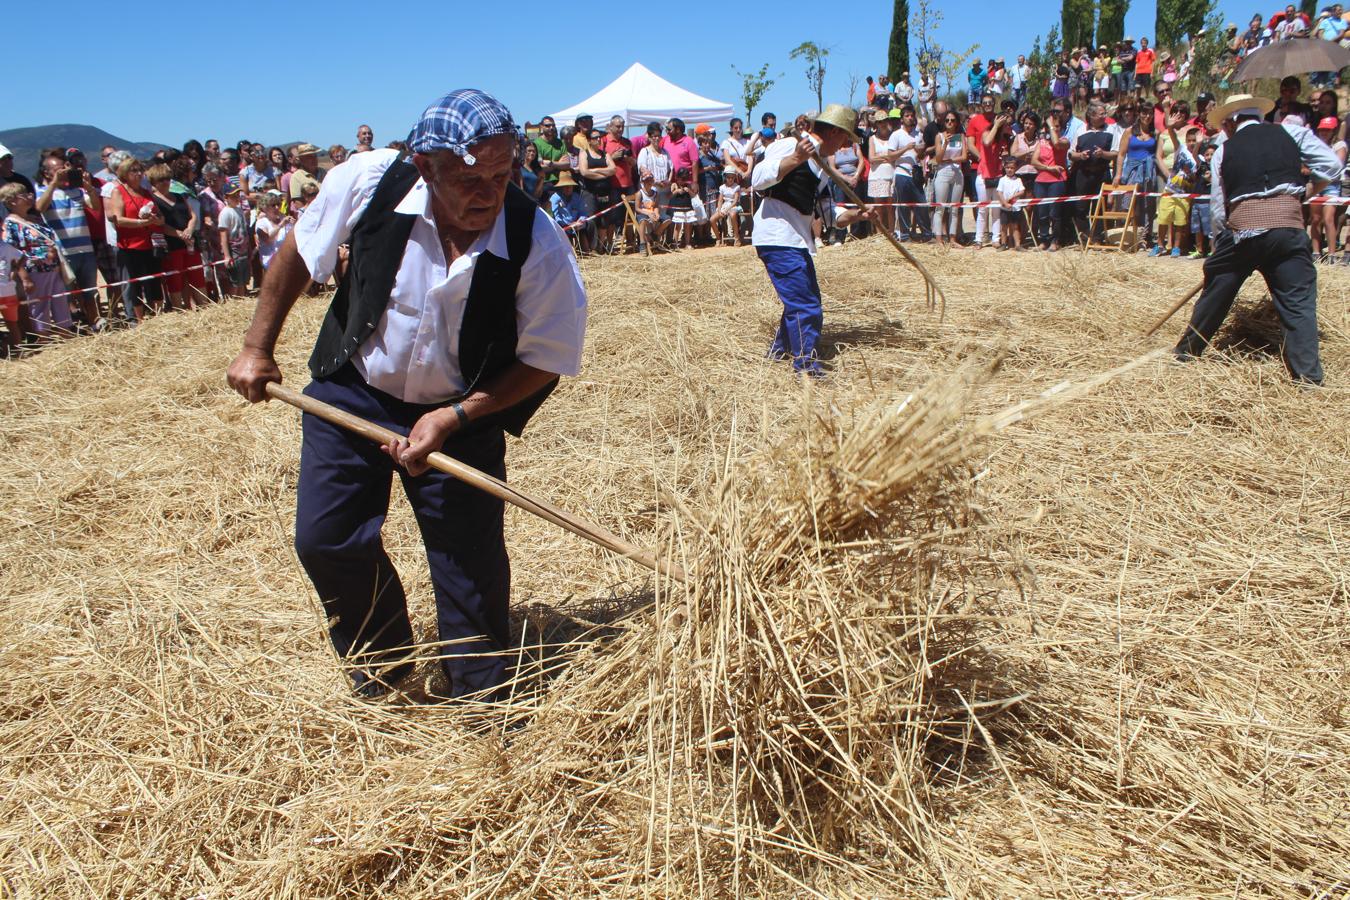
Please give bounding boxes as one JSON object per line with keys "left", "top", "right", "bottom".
{"left": 351, "top": 661, "right": 415, "bottom": 699}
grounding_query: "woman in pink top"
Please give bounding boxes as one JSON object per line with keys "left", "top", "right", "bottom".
{"left": 1031, "top": 111, "right": 1069, "bottom": 251}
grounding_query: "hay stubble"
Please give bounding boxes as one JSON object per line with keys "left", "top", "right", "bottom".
{"left": 1, "top": 240, "right": 1347, "bottom": 897}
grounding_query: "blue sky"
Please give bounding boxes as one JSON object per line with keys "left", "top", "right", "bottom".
{"left": 14, "top": 0, "right": 1252, "bottom": 148}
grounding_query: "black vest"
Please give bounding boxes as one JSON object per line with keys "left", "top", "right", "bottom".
{"left": 1219, "top": 123, "right": 1303, "bottom": 201}
{"left": 307, "top": 161, "right": 556, "bottom": 437}
{"left": 766, "top": 158, "right": 820, "bottom": 215}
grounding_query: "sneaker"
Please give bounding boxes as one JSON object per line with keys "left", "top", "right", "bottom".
{"left": 1170, "top": 247, "right": 1182, "bottom": 258}
{"left": 1186, "top": 250, "right": 1204, "bottom": 260}
{"left": 1148, "top": 246, "right": 1165, "bottom": 257}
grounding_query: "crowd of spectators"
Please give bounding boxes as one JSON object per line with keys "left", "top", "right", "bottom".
{"left": 2, "top": 6, "right": 1346, "bottom": 356}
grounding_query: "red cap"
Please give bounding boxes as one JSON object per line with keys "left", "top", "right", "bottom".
{"left": 1318, "top": 116, "right": 1340, "bottom": 131}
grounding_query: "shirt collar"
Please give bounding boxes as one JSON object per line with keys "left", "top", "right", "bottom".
{"left": 1236, "top": 119, "right": 1261, "bottom": 133}
{"left": 396, "top": 178, "right": 508, "bottom": 258}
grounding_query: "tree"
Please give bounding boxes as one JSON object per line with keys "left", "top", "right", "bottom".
{"left": 1062, "top": 0, "right": 1094, "bottom": 51}
{"left": 1179, "top": 4, "right": 1227, "bottom": 97}
{"left": 731, "top": 63, "right": 779, "bottom": 124}
{"left": 1024, "top": 25, "right": 1062, "bottom": 112}
{"left": 1097, "top": 0, "right": 1129, "bottom": 47}
{"left": 1159, "top": 0, "right": 1212, "bottom": 50}
{"left": 909, "top": 0, "right": 980, "bottom": 103}
{"left": 846, "top": 71, "right": 862, "bottom": 108}
{"left": 790, "top": 41, "right": 830, "bottom": 112}
{"left": 888, "top": 0, "right": 910, "bottom": 82}
{"left": 1156, "top": 0, "right": 1186, "bottom": 48}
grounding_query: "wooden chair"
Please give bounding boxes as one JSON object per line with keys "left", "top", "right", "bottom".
{"left": 1083, "top": 182, "right": 1140, "bottom": 251}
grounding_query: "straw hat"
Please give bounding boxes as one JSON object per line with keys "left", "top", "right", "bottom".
{"left": 816, "top": 104, "right": 862, "bottom": 142}
{"left": 294, "top": 143, "right": 320, "bottom": 156}
{"left": 554, "top": 171, "right": 578, "bottom": 188}
{"left": 1209, "top": 92, "right": 1275, "bottom": 129}
{"left": 870, "top": 109, "right": 890, "bottom": 123}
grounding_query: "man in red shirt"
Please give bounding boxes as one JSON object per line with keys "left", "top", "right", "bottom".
{"left": 1134, "top": 37, "right": 1156, "bottom": 93}
{"left": 660, "top": 119, "right": 700, "bottom": 200}
{"left": 600, "top": 115, "right": 635, "bottom": 195}
{"left": 965, "top": 94, "right": 999, "bottom": 247}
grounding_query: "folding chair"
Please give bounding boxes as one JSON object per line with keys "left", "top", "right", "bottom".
{"left": 1083, "top": 182, "right": 1140, "bottom": 251}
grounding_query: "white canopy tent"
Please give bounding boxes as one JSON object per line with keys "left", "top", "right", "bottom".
{"left": 550, "top": 63, "right": 735, "bottom": 129}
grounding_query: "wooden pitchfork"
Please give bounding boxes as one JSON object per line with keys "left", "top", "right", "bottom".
{"left": 265, "top": 382, "right": 686, "bottom": 584}
{"left": 812, "top": 150, "right": 948, "bottom": 321}
{"left": 1143, "top": 280, "right": 1204, "bottom": 337}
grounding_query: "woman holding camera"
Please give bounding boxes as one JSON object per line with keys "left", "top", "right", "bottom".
{"left": 105, "top": 157, "right": 164, "bottom": 320}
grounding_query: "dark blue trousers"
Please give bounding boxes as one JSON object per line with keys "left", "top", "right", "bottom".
{"left": 295, "top": 365, "right": 511, "bottom": 698}
{"left": 757, "top": 246, "right": 824, "bottom": 375}
{"left": 1176, "top": 228, "right": 1323, "bottom": 384}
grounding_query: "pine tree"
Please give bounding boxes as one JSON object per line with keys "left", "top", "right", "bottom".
{"left": 1062, "top": 0, "right": 1095, "bottom": 51}
{"left": 888, "top": 0, "right": 910, "bottom": 82}
{"left": 1097, "top": 0, "right": 1129, "bottom": 47}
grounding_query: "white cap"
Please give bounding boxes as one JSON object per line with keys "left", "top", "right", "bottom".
{"left": 0, "top": 143, "right": 11, "bottom": 159}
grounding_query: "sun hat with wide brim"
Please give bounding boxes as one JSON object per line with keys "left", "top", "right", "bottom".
{"left": 815, "top": 104, "right": 861, "bottom": 142}
{"left": 294, "top": 143, "right": 321, "bottom": 156}
{"left": 1209, "top": 93, "right": 1276, "bottom": 129}
{"left": 0, "top": 143, "right": 11, "bottom": 159}
{"left": 554, "top": 171, "right": 579, "bottom": 188}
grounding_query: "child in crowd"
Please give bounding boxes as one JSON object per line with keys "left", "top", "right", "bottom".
{"left": 0, "top": 239, "right": 32, "bottom": 351}
{"left": 1153, "top": 124, "right": 1197, "bottom": 258}
{"left": 710, "top": 169, "right": 743, "bottom": 246}
{"left": 216, "top": 185, "right": 249, "bottom": 294}
{"left": 253, "top": 191, "right": 293, "bottom": 271}
{"left": 635, "top": 172, "right": 669, "bottom": 254}
{"left": 996, "top": 156, "right": 1027, "bottom": 250}
{"left": 1187, "top": 135, "right": 1215, "bottom": 260}
{"left": 668, "top": 167, "right": 696, "bottom": 249}
{"left": 1311, "top": 116, "right": 1347, "bottom": 260}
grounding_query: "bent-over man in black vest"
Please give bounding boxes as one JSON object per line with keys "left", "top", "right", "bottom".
{"left": 227, "top": 90, "right": 588, "bottom": 698}
{"left": 749, "top": 104, "right": 862, "bottom": 377}
{"left": 1174, "top": 93, "right": 1342, "bottom": 385}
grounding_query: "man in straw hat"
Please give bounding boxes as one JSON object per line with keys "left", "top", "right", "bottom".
{"left": 1173, "top": 93, "right": 1342, "bottom": 385}
{"left": 227, "top": 89, "right": 588, "bottom": 699}
{"left": 750, "top": 104, "right": 861, "bottom": 377}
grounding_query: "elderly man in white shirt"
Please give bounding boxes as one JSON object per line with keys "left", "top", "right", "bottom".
{"left": 750, "top": 104, "right": 860, "bottom": 377}
{"left": 228, "top": 89, "right": 587, "bottom": 700}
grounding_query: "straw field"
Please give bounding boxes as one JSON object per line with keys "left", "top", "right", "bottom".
{"left": 1, "top": 239, "right": 1348, "bottom": 897}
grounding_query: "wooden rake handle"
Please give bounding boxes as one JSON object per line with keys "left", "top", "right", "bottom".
{"left": 265, "top": 382, "right": 686, "bottom": 584}
{"left": 811, "top": 150, "right": 948, "bottom": 321}
{"left": 1143, "top": 280, "right": 1204, "bottom": 337}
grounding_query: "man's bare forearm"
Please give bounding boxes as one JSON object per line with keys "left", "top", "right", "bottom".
{"left": 459, "top": 361, "right": 560, "bottom": 423}
{"left": 242, "top": 231, "right": 312, "bottom": 354}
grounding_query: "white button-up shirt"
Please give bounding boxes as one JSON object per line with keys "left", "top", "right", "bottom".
{"left": 294, "top": 149, "right": 587, "bottom": 404}
{"left": 751, "top": 135, "right": 822, "bottom": 254}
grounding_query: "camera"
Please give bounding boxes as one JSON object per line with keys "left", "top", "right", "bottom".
{"left": 63, "top": 149, "right": 85, "bottom": 187}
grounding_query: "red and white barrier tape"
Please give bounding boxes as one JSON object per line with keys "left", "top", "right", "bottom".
{"left": 13, "top": 259, "right": 229, "bottom": 309}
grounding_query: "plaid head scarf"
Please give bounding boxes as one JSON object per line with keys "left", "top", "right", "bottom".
{"left": 406, "top": 89, "right": 518, "bottom": 165}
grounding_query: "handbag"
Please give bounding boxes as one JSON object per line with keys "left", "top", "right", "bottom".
{"left": 54, "top": 243, "right": 78, "bottom": 289}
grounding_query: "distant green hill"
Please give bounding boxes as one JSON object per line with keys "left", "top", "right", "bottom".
{"left": 0, "top": 124, "right": 171, "bottom": 181}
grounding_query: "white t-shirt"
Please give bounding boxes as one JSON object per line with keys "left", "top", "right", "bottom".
{"left": 0, "top": 241, "right": 24, "bottom": 298}
{"left": 100, "top": 180, "right": 120, "bottom": 245}
{"left": 720, "top": 135, "right": 751, "bottom": 170}
{"left": 997, "top": 175, "right": 1025, "bottom": 204}
{"left": 218, "top": 205, "right": 247, "bottom": 254}
{"left": 887, "top": 128, "right": 924, "bottom": 173}
{"left": 717, "top": 184, "right": 741, "bottom": 208}
{"left": 255, "top": 216, "right": 292, "bottom": 269}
